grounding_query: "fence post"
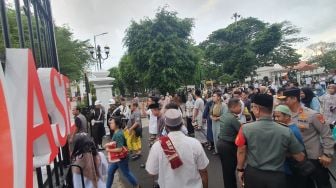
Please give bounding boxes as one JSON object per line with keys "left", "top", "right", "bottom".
{"left": 14, "top": 0, "right": 25, "bottom": 48}
{"left": 23, "top": 0, "right": 36, "bottom": 60}
{"left": 0, "top": 0, "right": 11, "bottom": 48}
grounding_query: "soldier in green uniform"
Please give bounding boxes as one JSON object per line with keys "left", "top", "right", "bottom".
{"left": 283, "top": 88, "right": 335, "bottom": 188}
{"left": 217, "top": 98, "right": 241, "bottom": 188}
{"left": 235, "top": 94, "right": 305, "bottom": 188}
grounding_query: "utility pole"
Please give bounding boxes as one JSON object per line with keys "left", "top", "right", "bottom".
{"left": 232, "top": 12, "right": 241, "bottom": 25}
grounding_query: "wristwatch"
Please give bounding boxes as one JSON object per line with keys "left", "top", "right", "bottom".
{"left": 236, "top": 168, "right": 245, "bottom": 172}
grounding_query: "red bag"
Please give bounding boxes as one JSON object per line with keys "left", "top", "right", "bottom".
{"left": 107, "top": 142, "right": 128, "bottom": 163}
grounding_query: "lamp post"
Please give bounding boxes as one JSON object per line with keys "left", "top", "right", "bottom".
{"left": 88, "top": 32, "right": 110, "bottom": 70}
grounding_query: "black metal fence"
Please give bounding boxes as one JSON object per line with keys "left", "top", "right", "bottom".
{"left": 0, "top": 0, "right": 58, "bottom": 70}
{"left": 0, "top": 0, "right": 71, "bottom": 187}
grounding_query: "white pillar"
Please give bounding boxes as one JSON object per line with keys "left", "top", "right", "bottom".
{"left": 94, "top": 85, "right": 113, "bottom": 112}
{"left": 89, "top": 70, "right": 115, "bottom": 134}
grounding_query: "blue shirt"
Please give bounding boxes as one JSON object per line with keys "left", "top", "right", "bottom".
{"left": 310, "top": 97, "right": 320, "bottom": 112}
{"left": 284, "top": 123, "right": 304, "bottom": 175}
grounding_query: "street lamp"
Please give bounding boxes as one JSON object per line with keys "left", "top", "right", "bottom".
{"left": 89, "top": 32, "right": 110, "bottom": 70}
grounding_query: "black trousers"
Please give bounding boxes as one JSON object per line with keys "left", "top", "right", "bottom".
{"left": 217, "top": 139, "right": 237, "bottom": 188}
{"left": 92, "top": 123, "right": 105, "bottom": 146}
{"left": 244, "top": 165, "right": 286, "bottom": 188}
{"left": 305, "top": 159, "right": 332, "bottom": 188}
{"left": 186, "top": 117, "right": 194, "bottom": 135}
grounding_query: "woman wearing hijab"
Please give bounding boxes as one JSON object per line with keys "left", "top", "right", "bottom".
{"left": 71, "top": 133, "right": 108, "bottom": 188}
{"left": 300, "top": 87, "right": 321, "bottom": 112}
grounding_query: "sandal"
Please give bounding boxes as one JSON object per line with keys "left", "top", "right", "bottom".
{"left": 131, "top": 154, "right": 141, "bottom": 160}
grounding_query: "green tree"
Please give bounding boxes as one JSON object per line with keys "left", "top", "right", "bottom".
{"left": 201, "top": 18, "right": 303, "bottom": 82}
{"left": 108, "top": 66, "right": 125, "bottom": 96}
{"left": 307, "top": 41, "right": 336, "bottom": 55}
{"left": 259, "top": 21, "right": 306, "bottom": 67}
{"left": 0, "top": 7, "right": 38, "bottom": 61}
{"left": 118, "top": 54, "right": 143, "bottom": 95}
{"left": 123, "top": 8, "right": 201, "bottom": 93}
{"left": 308, "top": 42, "right": 336, "bottom": 71}
{"left": 0, "top": 6, "right": 91, "bottom": 81}
{"left": 55, "top": 25, "right": 91, "bottom": 81}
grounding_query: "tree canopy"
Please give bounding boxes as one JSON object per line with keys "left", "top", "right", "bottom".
{"left": 0, "top": 7, "right": 91, "bottom": 81}
{"left": 55, "top": 26, "right": 91, "bottom": 81}
{"left": 123, "top": 8, "right": 201, "bottom": 93}
{"left": 308, "top": 42, "right": 336, "bottom": 71}
{"left": 200, "top": 18, "right": 304, "bottom": 82}
{"left": 108, "top": 66, "right": 125, "bottom": 96}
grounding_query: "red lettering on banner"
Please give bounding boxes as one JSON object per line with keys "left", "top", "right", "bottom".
{"left": 26, "top": 51, "right": 58, "bottom": 187}
{"left": 63, "top": 76, "right": 75, "bottom": 133}
{"left": 0, "top": 82, "right": 14, "bottom": 188}
{"left": 50, "top": 69, "right": 68, "bottom": 146}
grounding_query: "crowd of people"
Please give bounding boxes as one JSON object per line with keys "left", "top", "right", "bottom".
{"left": 68, "top": 79, "right": 336, "bottom": 188}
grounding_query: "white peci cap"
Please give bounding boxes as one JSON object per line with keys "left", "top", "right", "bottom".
{"left": 94, "top": 100, "right": 102, "bottom": 105}
{"left": 108, "top": 99, "right": 116, "bottom": 105}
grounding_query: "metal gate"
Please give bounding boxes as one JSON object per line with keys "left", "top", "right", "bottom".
{"left": 0, "top": 0, "right": 59, "bottom": 70}
{"left": 0, "top": 0, "right": 71, "bottom": 187}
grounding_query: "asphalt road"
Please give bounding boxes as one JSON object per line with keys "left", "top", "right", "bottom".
{"left": 119, "top": 118, "right": 336, "bottom": 188}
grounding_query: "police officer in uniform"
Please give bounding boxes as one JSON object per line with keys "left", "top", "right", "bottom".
{"left": 235, "top": 94, "right": 305, "bottom": 188}
{"left": 90, "top": 100, "right": 105, "bottom": 148}
{"left": 283, "top": 88, "right": 335, "bottom": 188}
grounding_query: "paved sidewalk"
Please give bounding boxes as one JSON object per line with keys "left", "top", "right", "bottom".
{"left": 109, "top": 171, "right": 125, "bottom": 188}
{"left": 124, "top": 117, "right": 336, "bottom": 188}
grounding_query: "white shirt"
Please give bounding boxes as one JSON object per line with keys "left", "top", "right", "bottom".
{"left": 282, "top": 80, "right": 287, "bottom": 85}
{"left": 146, "top": 109, "right": 158, "bottom": 134}
{"left": 114, "top": 105, "right": 131, "bottom": 119}
{"left": 306, "top": 77, "right": 312, "bottom": 85}
{"left": 193, "top": 98, "right": 204, "bottom": 122}
{"left": 186, "top": 100, "right": 194, "bottom": 117}
{"left": 238, "top": 100, "right": 246, "bottom": 124}
{"left": 333, "top": 75, "right": 336, "bottom": 84}
{"left": 146, "top": 131, "right": 209, "bottom": 188}
{"left": 269, "top": 83, "right": 278, "bottom": 92}
{"left": 320, "top": 77, "right": 326, "bottom": 85}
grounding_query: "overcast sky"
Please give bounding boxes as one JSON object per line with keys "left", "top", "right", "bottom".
{"left": 50, "top": 0, "right": 336, "bottom": 70}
